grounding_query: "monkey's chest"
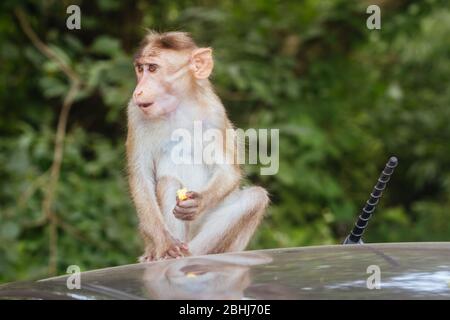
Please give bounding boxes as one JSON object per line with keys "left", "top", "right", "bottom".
{"left": 156, "top": 140, "right": 213, "bottom": 190}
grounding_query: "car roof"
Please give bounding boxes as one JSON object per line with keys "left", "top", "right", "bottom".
{"left": 1, "top": 242, "right": 450, "bottom": 299}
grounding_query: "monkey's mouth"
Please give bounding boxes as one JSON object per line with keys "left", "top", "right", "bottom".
{"left": 137, "top": 102, "right": 154, "bottom": 109}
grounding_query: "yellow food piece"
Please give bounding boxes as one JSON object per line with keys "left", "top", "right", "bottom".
{"left": 177, "top": 188, "right": 188, "bottom": 201}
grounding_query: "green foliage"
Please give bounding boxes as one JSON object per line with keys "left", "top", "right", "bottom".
{"left": 1, "top": 0, "right": 449, "bottom": 283}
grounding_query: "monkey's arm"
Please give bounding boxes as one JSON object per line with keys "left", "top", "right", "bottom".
{"left": 128, "top": 170, "right": 171, "bottom": 242}
{"left": 129, "top": 170, "right": 190, "bottom": 258}
{"left": 127, "top": 129, "right": 189, "bottom": 259}
{"left": 156, "top": 175, "right": 182, "bottom": 215}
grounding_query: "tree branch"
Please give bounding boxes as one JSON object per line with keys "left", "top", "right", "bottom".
{"left": 15, "top": 7, "right": 82, "bottom": 276}
{"left": 14, "top": 8, "right": 80, "bottom": 83}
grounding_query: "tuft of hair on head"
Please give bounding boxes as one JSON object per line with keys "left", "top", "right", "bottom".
{"left": 134, "top": 30, "right": 198, "bottom": 59}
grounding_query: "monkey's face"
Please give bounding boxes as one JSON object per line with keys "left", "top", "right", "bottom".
{"left": 132, "top": 51, "right": 188, "bottom": 119}
{"left": 131, "top": 42, "right": 214, "bottom": 120}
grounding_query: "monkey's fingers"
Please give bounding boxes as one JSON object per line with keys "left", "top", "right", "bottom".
{"left": 174, "top": 245, "right": 190, "bottom": 257}
{"left": 186, "top": 191, "right": 201, "bottom": 199}
{"left": 174, "top": 206, "right": 197, "bottom": 216}
{"left": 139, "top": 253, "right": 155, "bottom": 263}
{"left": 176, "top": 199, "right": 198, "bottom": 208}
{"left": 166, "top": 249, "right": 180, "bottom": 258}
{"left": 174, "top": 214, "right": 195, "bottom": 221}
{"left": 180, "top": 245, "right": 191, "bottom": 256}
{"left": 174, "top": 212, "right": 196, "bottom": 221}
{"left": 183, "top": 216, "right": 196, "bottom": 221}
{"left": 169, "top": 243, "right": 188, "bottom": 258}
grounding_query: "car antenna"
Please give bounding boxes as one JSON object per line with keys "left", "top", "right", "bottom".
{"left": 343, "top": 156, "right": 398, "bottom": 245}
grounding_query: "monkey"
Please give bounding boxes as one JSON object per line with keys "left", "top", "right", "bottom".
{"left": 126, "top": 31, "right": 269, "bottom": 262}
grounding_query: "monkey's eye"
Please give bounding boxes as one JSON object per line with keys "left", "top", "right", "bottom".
{"left": 136, "top": 64, "right": 144, "bottom": 73}
{"left": 147, "top": 64, "right": 158, "bottom": 73}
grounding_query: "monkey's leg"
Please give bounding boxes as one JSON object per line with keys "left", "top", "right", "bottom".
{"left": 156, "top": 176, "right": 189, "bottom": 243}
{"left": 188, "top": 186, "right": 269, "bottom": 255}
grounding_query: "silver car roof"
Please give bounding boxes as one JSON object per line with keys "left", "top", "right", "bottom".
{"left": 1, "top": 242, "right": 450, "bottom": 299}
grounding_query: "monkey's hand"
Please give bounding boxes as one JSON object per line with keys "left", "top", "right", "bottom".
{"left": 173, "top": 191, "right": 204, "bottom": 221}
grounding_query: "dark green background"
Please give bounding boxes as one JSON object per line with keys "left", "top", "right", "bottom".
{"left": 1, "top": 0, "right": 449, "bottom": 283}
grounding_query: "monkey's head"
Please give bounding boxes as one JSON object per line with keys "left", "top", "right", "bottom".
{"left": 132, "top": 31, "right": 214, "bottom": 119}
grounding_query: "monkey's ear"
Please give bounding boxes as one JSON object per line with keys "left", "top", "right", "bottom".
{"left": 190, "top": 48, "right": 213, "bottom": 79}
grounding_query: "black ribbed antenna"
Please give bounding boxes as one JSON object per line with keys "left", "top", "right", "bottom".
{"left": 343, "top": 156, "right": 398, "bottom": 245}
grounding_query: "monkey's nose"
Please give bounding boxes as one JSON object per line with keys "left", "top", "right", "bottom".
{"left": 134, "top": 90, "right": 143, "bottom": 98}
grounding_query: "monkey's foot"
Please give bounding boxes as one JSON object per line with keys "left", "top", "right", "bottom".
{"left": 138, "top": 254, "right": 156, "bottom": 263}
{"left": 138, "top": 242, "right": 191, "bottom": 262}
{"left": 163, "top": 242, "right": 191, "bottom": 260}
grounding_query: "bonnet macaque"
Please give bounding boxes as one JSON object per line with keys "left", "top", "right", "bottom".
{"left": 126, "top": 31, "right": 269, "bottom": 261}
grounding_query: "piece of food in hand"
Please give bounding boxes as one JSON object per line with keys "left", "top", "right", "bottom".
{"left": 176, "top": 188, "right": 189, "bottom": 201}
